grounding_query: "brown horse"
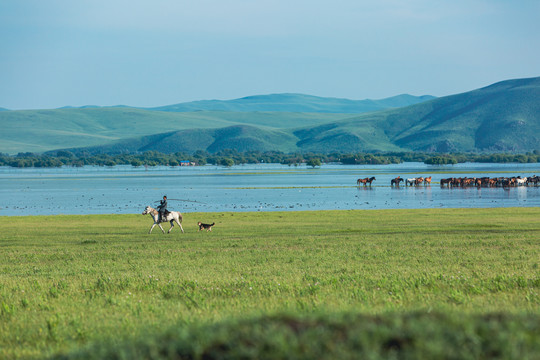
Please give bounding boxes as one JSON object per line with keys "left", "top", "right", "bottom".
{"left": 391, "top": 176, "right": 403, "bottom": 186}
{"left": 357, "top": 176, "right": 376, "bottom": 186}
{"left": 440, "top": 178, "right": 452, "bottom": 187}
{"left": 423, "top": 176, "right": 432, "bottom": 185}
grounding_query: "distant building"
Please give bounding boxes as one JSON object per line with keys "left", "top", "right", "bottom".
{"left": 180, "top": 160, "right": 195, "bottom": 166}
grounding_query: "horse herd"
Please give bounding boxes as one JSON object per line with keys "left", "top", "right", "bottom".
{"left": 357, "top": 175, "right": 539, "bottom": 187}
{"left": 357, "top": 176, "right": 432, "bottom": 186}
{"left": 439, "top": 175, "right": 539, "bottom": 188}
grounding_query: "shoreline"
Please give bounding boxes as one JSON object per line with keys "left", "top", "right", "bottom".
{"left": 2, "top": 206, "right": 539, "bottom": 218}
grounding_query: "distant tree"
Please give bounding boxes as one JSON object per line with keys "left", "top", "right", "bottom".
{"left": 56, "top": 150, "right": 74, "bottom": 158}
{"left": 306, "top": 158, "right": 322, "bottom": 168}
{"left": 219, "top": 158, "right": 235, "bottom": 167}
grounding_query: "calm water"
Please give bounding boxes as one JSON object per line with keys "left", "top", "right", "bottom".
{"left": 1, "top": 162, "right": 539, "bottom": 216}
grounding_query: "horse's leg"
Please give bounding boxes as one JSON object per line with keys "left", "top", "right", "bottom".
{"left": 149, "top": 223, "right": 156, "bottom": 234}
{"left": 172, "top": 214, "right": 184, "bottom": 234}
{"left": 174, "top": 219, "right": 184, "bottom": 233}
{"left": 158, "top": 223, "right": 165, "bottom": 234}
{"left": 168, "top": 220, "right": 174, "bottom": 233}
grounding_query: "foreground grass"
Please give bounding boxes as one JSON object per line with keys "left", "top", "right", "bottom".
{"left": 0, "top": 208, "right": 539, "bottom": 359}
{"left": 54, "top": 312, "right": 540, "bottom": 360}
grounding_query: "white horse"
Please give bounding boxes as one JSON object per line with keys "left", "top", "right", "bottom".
{"left": 406, "top": 178, "right": 417, "bottom": 186}
{"left": 516, "top": 177, "right": 527, "bottom": 186}
{"left": 142, "top": 206, "right": 184, "bottom": 234}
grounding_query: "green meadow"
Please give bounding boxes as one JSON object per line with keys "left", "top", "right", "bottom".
{"left": 1, "top": 208, "right": 539, "bottom": 359}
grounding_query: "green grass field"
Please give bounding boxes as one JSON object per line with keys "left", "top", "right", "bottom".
{"left": 1, "top": 208, "right": 539, "bottom": 359}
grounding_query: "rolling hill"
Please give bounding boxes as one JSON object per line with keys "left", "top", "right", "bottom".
{"left": 150, "top": 93, "right": 435, "bottom": 113}
{"left": 0, "top": 108, "right": 351, "bottom": 154}
{"left": 60, "top": 125, "right": 299, "bottom": 155}
{"left": 1, "top": 77, "right": 539, "bottom": 155}
{"left": 295, "top": 77, "right": 540, "bottom": 152}
{"left": 57, "top": 77, "right": 540, "bottom": 155}
{"left": 0, "top": 93, "right": 432, "bottom": 154}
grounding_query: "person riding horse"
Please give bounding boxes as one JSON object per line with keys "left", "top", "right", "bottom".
{"left": 157, "top": 195, "right": 168, "bottom": 222}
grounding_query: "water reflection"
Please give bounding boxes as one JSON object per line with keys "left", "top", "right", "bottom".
{"left": 356, "top": 186, "right": 375, "bottom": 191}
{"left": 517, "top": 186, "right": 527, "bottom": 200}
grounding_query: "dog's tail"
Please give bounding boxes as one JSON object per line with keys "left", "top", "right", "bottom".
{"left": 211, "top": 222, "right": 215, "bottom": 226}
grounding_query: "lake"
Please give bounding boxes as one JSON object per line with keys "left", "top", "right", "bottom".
{"left": 1, "top": 162, "right": 539, "bottom": 216}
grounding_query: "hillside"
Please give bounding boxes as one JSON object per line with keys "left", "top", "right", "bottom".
{"left": 0, "top": 93, "right": 433, "bottom": 154}
{"left": 297, "top": 77, "right": 540, "bottom": 152}
{"left": 150, "top": 93, "right": 435, "bottom": 113}
{"left": 2, "top": 77, "right": 539, "bottom": 155}
{"left": 60, "top": 125, "right": 299, "bottom": 155}
{"left": 0, "top": 108, "right": 350, "bottom": 154}
{"left": 60, "top": 77, "right": 540, "bottom": 154}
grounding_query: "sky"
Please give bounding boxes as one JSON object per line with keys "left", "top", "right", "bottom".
{"left": 1, "top": 0, "right": 539, "bottom": 110}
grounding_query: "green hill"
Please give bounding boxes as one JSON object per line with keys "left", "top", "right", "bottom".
{"left": 0, "top": 108, "right": 350, "bottom": 154}
{"left": 61, "top": 125, "right": 298, "bottom": 155}
{"left": 71, "top": 77, "right": 539, "bottom": 154}
{"left": 301, "top": 77, "right": 540, "bottom": 152}
{"left": 2, "top": 77, "right": 539, "bottom": 155}
{"left": 150, "top": 93, "right": 435, "bottom": 113}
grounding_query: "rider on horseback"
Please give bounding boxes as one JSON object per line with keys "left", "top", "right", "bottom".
{"left": 157, "top": 195, "right": 168, "bottom": 222}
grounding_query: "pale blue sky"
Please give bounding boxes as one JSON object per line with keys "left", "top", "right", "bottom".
{"left": 1, "top": 0, "right": 539, "bottom": 109}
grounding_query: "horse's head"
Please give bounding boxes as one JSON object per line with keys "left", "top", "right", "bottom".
{"left": 142, "top": 206, "right": 154, "bottom": 215}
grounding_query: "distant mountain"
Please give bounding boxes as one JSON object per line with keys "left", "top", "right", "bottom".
{"left": 150, "top": 93, "right": 436, "bottom": 113}
{"left": 0, "top": 107, "right": 9, "bottom": 111}
{"left": 294, "top": 77, "right": 540, "bottom": 152}
{"left": 63, "top": 77, "right": 539, "bottom": 155}
{"left": 2, "top": 77, "right": 539, "bottom": 155}
{"left": 0, "top": 107, "right": 350, "bottom": 154}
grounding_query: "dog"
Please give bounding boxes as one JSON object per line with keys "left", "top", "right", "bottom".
{"left": 198, "top": 222, "right": 215, "bottom": 232}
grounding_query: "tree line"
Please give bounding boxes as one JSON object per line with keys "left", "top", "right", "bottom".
{"left": 0, "top": 150, "right": 539, "bottom": 168}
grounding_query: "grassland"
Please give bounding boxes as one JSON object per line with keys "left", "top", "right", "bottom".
{"left": 0, "top": 208, "right": 539, "bottom": 359}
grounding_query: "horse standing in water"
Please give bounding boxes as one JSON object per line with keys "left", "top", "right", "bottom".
{"left": 357, "top": 177, "right": 376, "bottom": 186}
{"left": 391, "top": 176, "right": 403, "bottom": 186}
{"left": 142, "top": 206, "right": 184, "bottom": 234}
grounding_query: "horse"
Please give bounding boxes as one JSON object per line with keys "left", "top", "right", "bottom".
{"left": 527, "top": 175, "right": 539, "bottom": 186}
{"left": 142, "top": 206, "right": 184, "bottom": 234}
{"left": 440, "top": 178, "right": 451, "bottom": 187}
{"left": 423, "top": 176, "right": 432, "bottom": 186}
{"left": 406, "top": 178, "right": 416, "bottom": 186}
{"left": 357, "top": 176, "right": 376, "bottom": 186}
{"left": 516, "top": 177, "right": 527, "bottom": 186}
{"left": 391, "top": 176, "right": 403, "bottom": 186}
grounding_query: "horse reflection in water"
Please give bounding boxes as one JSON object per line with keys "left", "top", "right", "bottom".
{"left": 142, "top": 206, "right": 184, "bottom": 234}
